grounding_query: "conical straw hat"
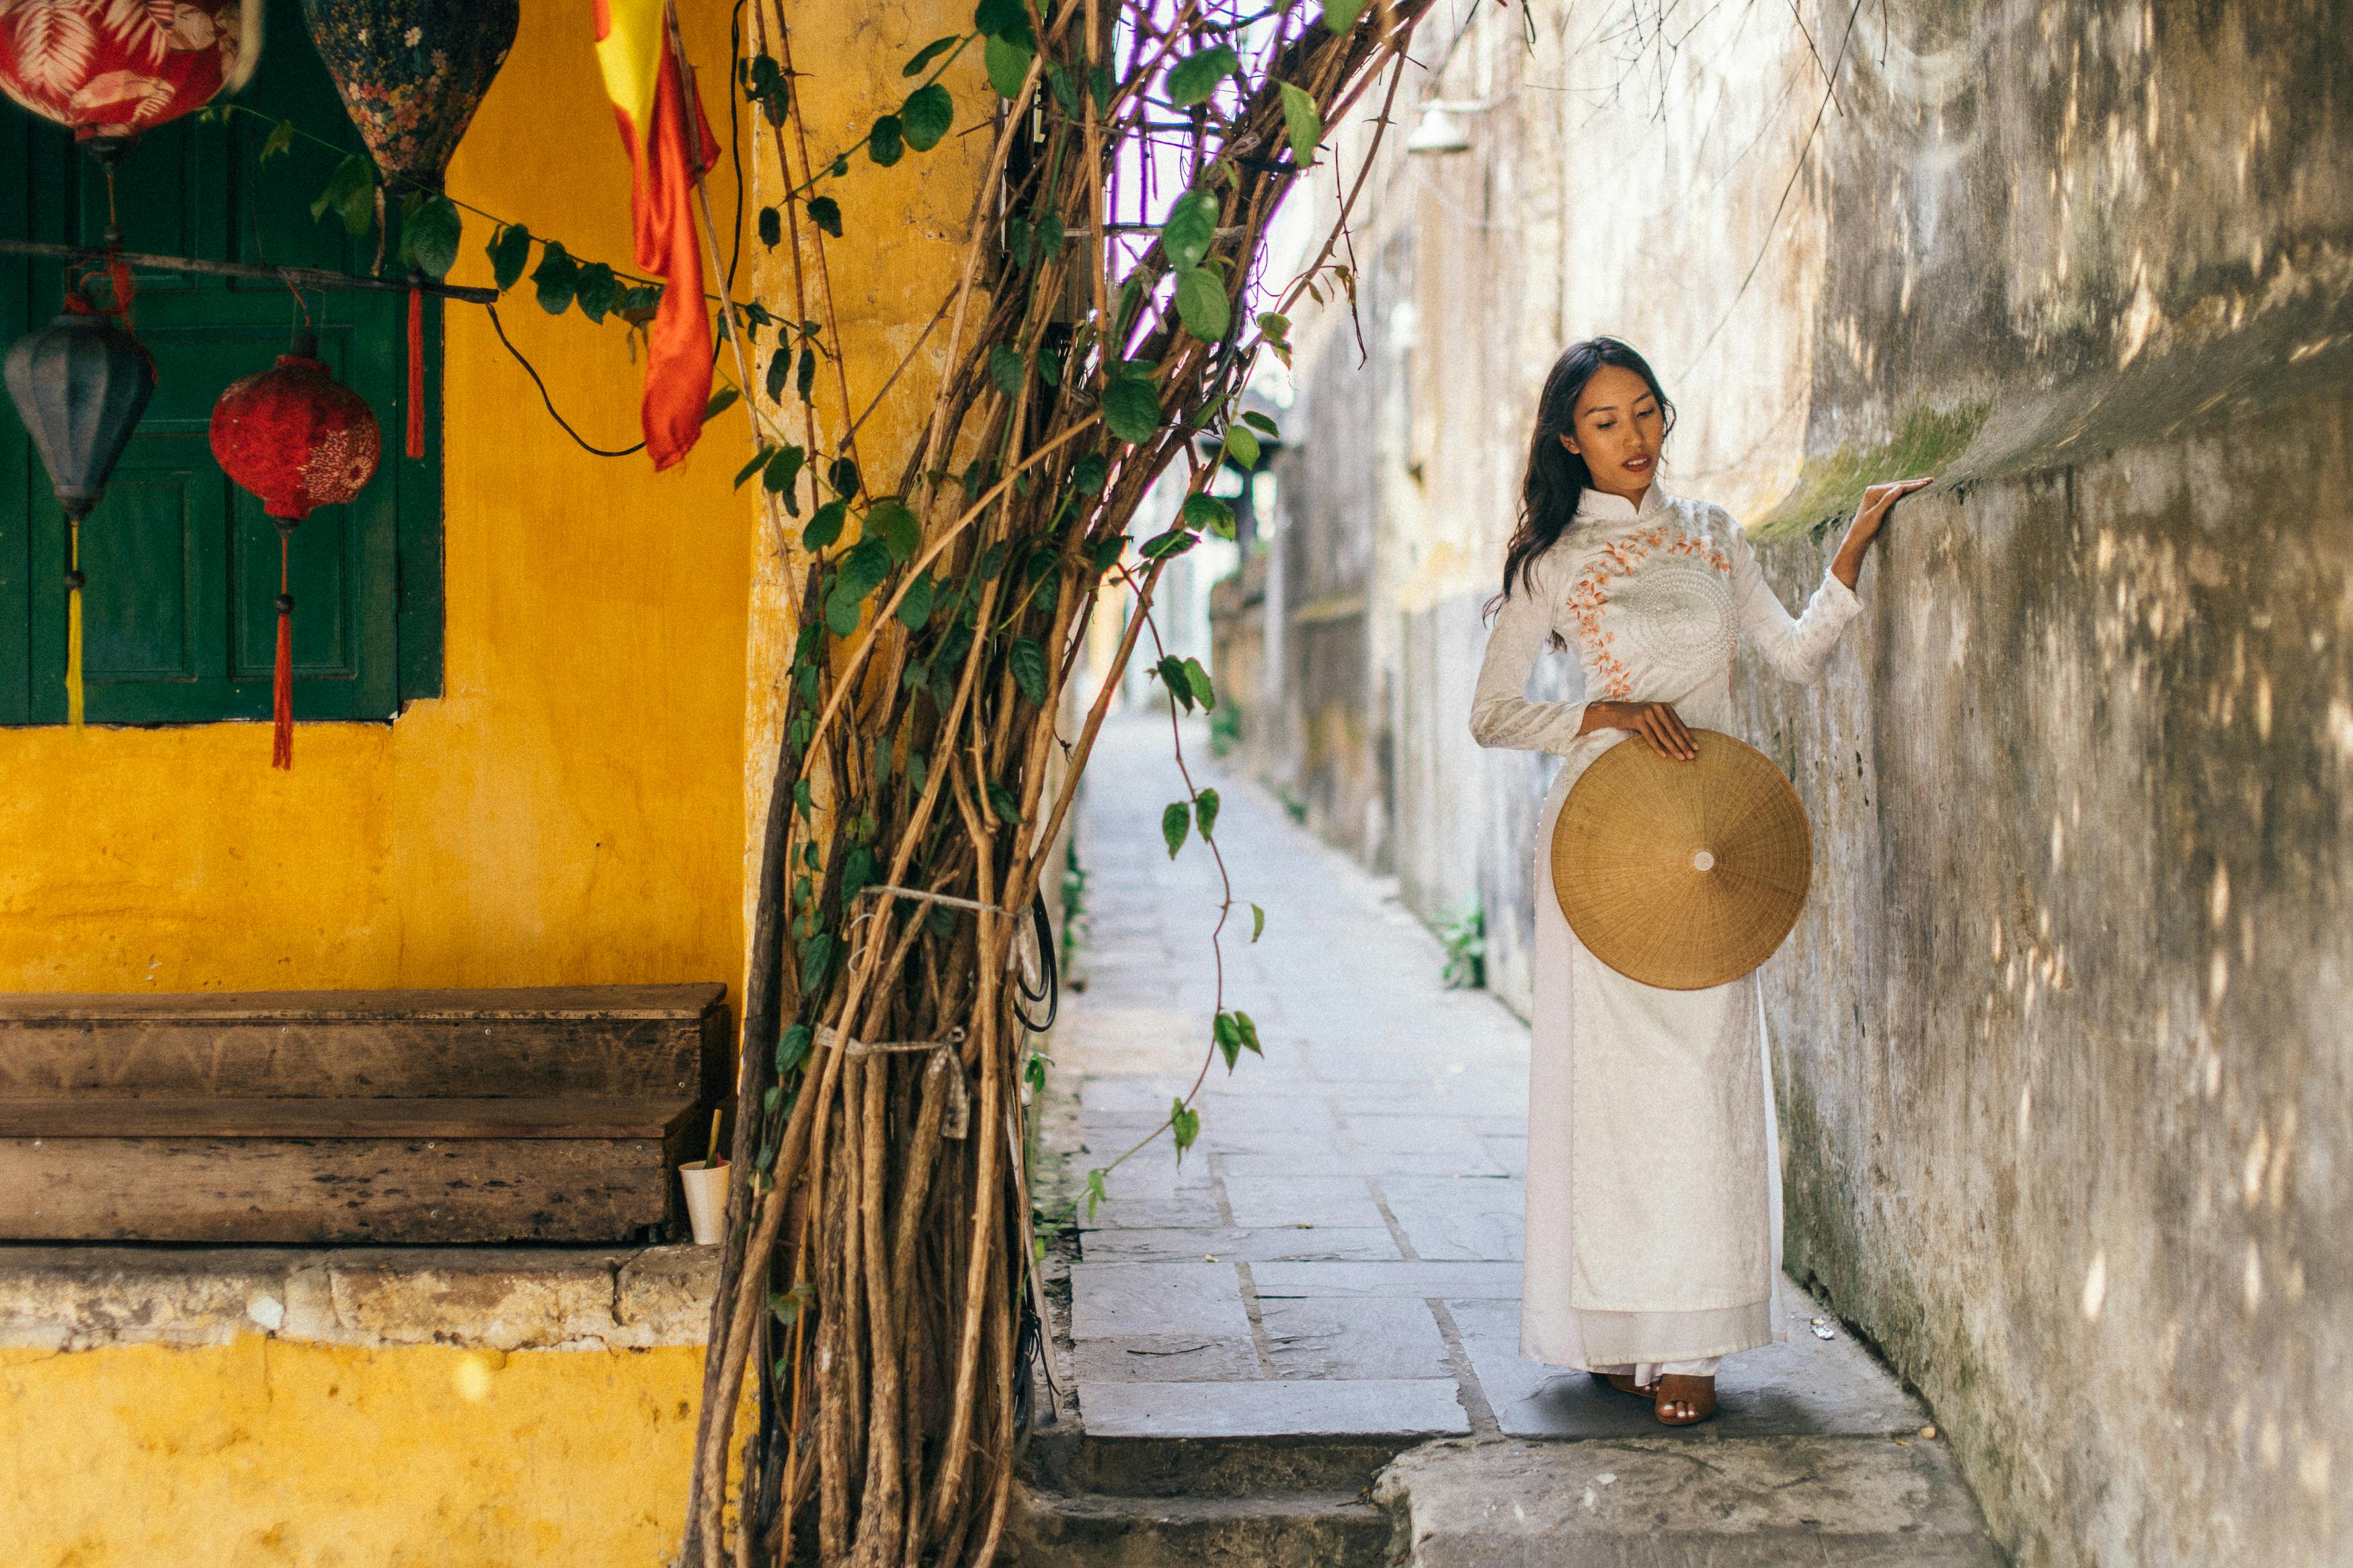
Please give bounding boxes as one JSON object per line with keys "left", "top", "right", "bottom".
{"left": 1551, "top": 729, "right": 1812, "bottom": 991}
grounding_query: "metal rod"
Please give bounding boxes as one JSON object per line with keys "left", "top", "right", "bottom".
{"left": 0, "top": 239, "right": 501, "bottom": 304}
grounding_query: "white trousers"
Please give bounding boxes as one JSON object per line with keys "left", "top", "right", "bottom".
{"left": 1597, "top": 1357, "right": 1722, "bottom": 1383}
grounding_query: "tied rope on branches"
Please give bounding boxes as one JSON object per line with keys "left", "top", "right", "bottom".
{"left": 680, "top": 0, "right": 1433, "bottom": 1563}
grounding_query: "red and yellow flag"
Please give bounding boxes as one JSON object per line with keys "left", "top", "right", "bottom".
{"left": 594, "top": 0, "right": 721, "bottom": 470}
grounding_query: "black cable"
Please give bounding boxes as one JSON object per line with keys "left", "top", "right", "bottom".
{"left": 727, "top": 0, "right": 746, "bottom": 300}
{"left": 485, "top": 302, "right": 647, "bottom": 458}
{"left": 1012, "top": 886, "right": 1060, "bottom": 1033}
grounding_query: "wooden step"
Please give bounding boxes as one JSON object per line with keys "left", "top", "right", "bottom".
{"left": 0, "top": 984, "right": 729, "bottom": 1103}
{"left": 0, "top": 986, "right": 731, "bottom": 1245}
{"left": 0, "top": 1095, "right": 699, "bottom": 1140}
{"left": 0, "top": 1096, "right": 701, "bottom": 1245}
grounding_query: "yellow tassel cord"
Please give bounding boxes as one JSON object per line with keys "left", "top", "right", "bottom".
{"left": 64, "top": 520, "right": 84, "bottom": 731}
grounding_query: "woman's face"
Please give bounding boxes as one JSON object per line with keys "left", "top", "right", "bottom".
{"left": 1561, "top": 363, "right": 1663, "bottom": 499}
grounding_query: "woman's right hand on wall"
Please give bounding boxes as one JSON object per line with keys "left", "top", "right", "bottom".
{"left": 1582, "top": 700, "right": 1698, "bottom": 761}
{"left": 1831, "top": 475, "right": 1936, "bottom": 587}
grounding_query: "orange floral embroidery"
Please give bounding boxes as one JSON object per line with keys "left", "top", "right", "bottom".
{"left": 1561, "top": 523, "right": 1732, "bottom": 698}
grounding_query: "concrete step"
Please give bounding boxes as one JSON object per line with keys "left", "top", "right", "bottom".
{"left": 1375, "top": 1434, "right": 2008, "bottom": 1567}
{"left": 1006, "top": 1487, "right": 1391, "bottom": 1567}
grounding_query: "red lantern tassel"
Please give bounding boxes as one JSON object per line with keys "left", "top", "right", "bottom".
{"left": 405, "top": 284, "right": 425, "bottom": 460}
{"left": 272, "top": 604, "right": 293, "bottom": 769}
{"left": 108, "top": 254, "right": 136, "bottom": 337}
{"left": 272, "top": 532, "right": 294, "bottom": 770}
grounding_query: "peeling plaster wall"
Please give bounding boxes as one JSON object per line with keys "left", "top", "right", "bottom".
{"left": 1276, "top": 0, "right": 2353, "bottom": 1561}
{"left": 0, "top": 1247, "right": 744, "bottom": 1567}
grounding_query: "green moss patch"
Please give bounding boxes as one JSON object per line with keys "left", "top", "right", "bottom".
{"left": 1749, "top": 401, "right": 1989, "bottom": 543}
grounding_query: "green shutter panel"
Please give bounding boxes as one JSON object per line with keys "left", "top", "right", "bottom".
{"left": 3, "top": 0, "right": 440, "bottom": 727}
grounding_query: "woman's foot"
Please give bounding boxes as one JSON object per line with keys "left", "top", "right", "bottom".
{"left": 1652, "top": 1373, "right": 1716, "bottom": 1426}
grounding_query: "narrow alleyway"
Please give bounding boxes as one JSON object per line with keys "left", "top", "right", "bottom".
{"left": 1027, "top": 710, "right": 2003, "bottom": 1563}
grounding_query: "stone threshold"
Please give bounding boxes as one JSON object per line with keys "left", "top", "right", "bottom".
{"left": 0, "top": 1242, "right": 719, "bottom": 1353}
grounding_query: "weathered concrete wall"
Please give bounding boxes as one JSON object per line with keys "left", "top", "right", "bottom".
{"left": 1272, "top": 0, "right": 2353, "bottom": 1561}
{"left": 1734, "top": 2, "right": 2353, "bottom": 1561}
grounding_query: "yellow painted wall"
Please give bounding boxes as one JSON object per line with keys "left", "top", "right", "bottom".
{"left": 736, "top": 6, "right": 990, "bottom": 935}
{"left": 0, "top": 0, "right": 755, "bottom": 997}
{"left": 1, "top": 1339, "right": 743, "bottom": 1567}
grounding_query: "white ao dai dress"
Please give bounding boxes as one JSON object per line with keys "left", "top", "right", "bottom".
{"left": 1468, "top": 484, "right": 1862, "bottom": 1380}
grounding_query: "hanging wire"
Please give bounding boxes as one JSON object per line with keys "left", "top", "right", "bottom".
{"left": 1010, "top": 888, "right": 1060, "bottom": 1033}
{"left": 484, "top": 302, "right": 649, "bottom": 458}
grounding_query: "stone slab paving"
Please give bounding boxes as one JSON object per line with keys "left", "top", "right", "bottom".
{"left": 1053, "top": 712, "right": 1952, "bottom": 1456}
{"left": 1376, "top": 1437, "right": 2006, "bottom": 1567}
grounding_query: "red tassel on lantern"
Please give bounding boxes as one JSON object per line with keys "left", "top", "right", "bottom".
{"left": 208, "top": 332, "right": 382, "bottom": 770}
{"left": 405, "top": 284, "right": 425, "bottom": 460}
{"left": 272, "top": 538, "right": 295, "bottom": 769}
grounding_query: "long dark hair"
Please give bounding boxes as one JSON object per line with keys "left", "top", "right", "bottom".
{"left": 1485, "top": 337, "right": 1677, "bottom": 622}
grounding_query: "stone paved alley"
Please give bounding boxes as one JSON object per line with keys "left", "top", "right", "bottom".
{"left": 1026, "top": 712, "right": 2005, "bottom": 1563}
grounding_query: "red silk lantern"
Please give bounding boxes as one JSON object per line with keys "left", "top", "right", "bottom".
{"left": 0, "top": 1, "right": 260, "bottom": 148}
{"left": 208, "top": 333, "right": 380, "bottom": 769}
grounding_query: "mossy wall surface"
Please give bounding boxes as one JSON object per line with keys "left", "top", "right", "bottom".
{"left": 1732, "top": 3, "right": 2353, "bottom": 1563}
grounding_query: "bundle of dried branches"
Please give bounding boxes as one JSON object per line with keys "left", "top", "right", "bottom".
{"left": 680, "top": 1, "right": 1430, "bottom": 1562}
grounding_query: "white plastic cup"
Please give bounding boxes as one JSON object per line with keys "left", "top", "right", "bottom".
{"left": 679, "top": 1159, "right": 730, "bottom": 1245}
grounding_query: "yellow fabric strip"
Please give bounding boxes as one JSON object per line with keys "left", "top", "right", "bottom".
{"left": 65, "top": 521, "right": 83, "bottom": 731}
{"left": 595, "top": 0, "right": 666, "bottom": 149}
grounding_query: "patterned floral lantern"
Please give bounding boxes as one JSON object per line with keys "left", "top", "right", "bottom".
{"left": 208, "top": 331, "right": 381, "bottom": 770}
{"left": 0, "top": 1, "right": 260, "bottom": 153}
{"left": 301, "top": 0, "right": 518, "bottom": 459}
{"left": 299, "top": 0, "right": 516, "bottom": 188}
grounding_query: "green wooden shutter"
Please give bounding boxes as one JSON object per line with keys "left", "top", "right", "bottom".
{"left": 1, "top": 0, "right": 442, "bottom": 728}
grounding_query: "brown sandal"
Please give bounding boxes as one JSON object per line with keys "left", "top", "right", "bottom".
{"left": 1652, "top": 1373, "right": 1717, "bottom": 1426}
{"left": 1602, "top": 1372, "right": 1654, "bottom": 1398}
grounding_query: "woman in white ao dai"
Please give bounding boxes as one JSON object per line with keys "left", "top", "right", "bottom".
{"left": 1469, "top": 339, "right": 1930, "bottom": 1426}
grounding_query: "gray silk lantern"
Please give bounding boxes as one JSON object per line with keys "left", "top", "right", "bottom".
{"left": 3, "top": 298, "right": 157, "bottom": 727}
{"left": 5, "top": 300, "right": 155, "bottom": 519}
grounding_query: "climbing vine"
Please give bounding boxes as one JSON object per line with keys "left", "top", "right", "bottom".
{"left": 682, "top": 1, "right": 1432, "bottom": 1563}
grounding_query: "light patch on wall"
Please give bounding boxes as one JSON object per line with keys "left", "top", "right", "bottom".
{"left": 2243, "top": 1123, "right": 2270, "bottom": 1210}
{"left": 2299, "top": 1441, "right": 2332, "bottom": 1497}
{"left": 2244, "top": 1239, "right": 2264, "bottom": 1313}
{"left": 2118, "top": 258, "right": 2162, "bottom": 366}
{"left": 2081, "top": 1249, "right": 2107, "bottom": 1321}
{"left": 2210, "top": 862, "right": 2231, "bottom": 927}
{"left": 2268, "top": 1107, "right": 2295, "bottom": 1211}
{"left": 2209, "top": 948, "right": 2230, "bottom": 1005}
{"left": 454, "top": 1350, "right": 502, "bottom": 1403}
